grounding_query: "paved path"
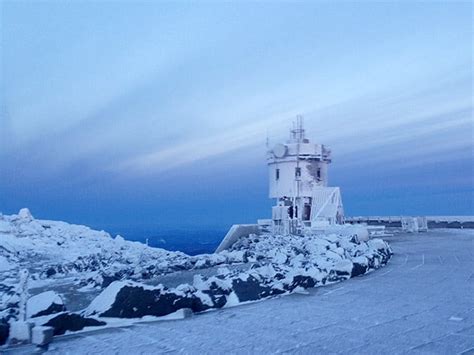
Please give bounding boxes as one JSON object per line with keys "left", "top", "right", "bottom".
{"left": 8, "top": 229, "right": 474, "bottom": 354}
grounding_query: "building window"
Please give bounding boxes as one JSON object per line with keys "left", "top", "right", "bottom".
{"left": 295, "top": 167, "right": 301, "bottom": 177}
{"left": 276, "top": 169, "right": 280, "bottom": 180}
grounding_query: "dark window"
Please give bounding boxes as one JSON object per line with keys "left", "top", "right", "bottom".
{"left": 276, "top": 169, "right": 280, "bottom": 180}
{"left": 295, "top": 167, "right": 301, "bottom": 177}
{"left": 317, "top": 168, "right": 321, "bottom": 179}
{"left": 304, "top": 204, "right": 311, "bottom": 220}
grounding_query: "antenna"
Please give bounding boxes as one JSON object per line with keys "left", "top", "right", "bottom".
{"left": 290, "top": 114, "right": 305, "bottom": 142}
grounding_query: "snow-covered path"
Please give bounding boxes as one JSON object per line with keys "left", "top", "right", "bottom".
{"left": 7, "top": 229, "right": 474, "bottom": 354}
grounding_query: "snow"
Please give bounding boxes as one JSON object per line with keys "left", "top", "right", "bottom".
{"left": 223, "top": 291, "right": 240, "bottom": 307}
{"left": 333, "top": 259, "right": 353, "bottom": 274}
{"left": 26, "top": 291, "right": 63, "bottom": 319}
{"left": 9, "top": 321, "right": 33, "bottom": 343}
{"left": 0, "top": 256, "right": 13, "bottom": 272}
{"left": 7, "top": 229, "right": 472, "bottom": 354}
{"left": 194, "top": 290, "right": 214, "bottom": 306}
{"left": 0, "top": 209, "right": 200, "bottom": 288}
{"left": 84, "top": 281, "right": 135, "bottom": 316}
{"left": 31, "top": 326, "right": 54, "bottom": 346}
{"left": 0, "top": 208, "right": 392, "bottom": 348}
{"left": 17, "top": 208, "right": 33, "bottom": 222}
{"left": 0, "top": 220, "right": 13, "bottom": 234}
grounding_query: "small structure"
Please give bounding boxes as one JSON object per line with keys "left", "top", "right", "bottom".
{"left": 345, "top": 216, "right": 431, "bottom": 232}
{"left": 267, "top": 116, "right": 344, "bottom": 235}
{"left": 401, "top": 217, "right": 428, "bottom": 233}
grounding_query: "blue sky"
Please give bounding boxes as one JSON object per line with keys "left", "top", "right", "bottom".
{"left": 0, "top": 1, "right": 472, "bottom": 230}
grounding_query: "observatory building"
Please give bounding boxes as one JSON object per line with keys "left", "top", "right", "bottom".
{"left": 267, "top": 116, "right": 344, "bottom": 234}
{"left": 216, "top": 116, "right": 346, "bottom": 252}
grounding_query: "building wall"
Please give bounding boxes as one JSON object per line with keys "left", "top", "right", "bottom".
{"left": 268, "top": 158, "right": 329, "bottom": 198}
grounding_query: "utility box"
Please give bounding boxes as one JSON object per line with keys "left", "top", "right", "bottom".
{"left": 32, "top": 326, "right": 54, "bottom": 346}
{"left": 9, "top": 321, "right": 34, "bottom": 344}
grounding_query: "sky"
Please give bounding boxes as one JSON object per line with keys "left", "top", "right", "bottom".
{"left": 0, "top": 1, "right": 473, "bottom": 232}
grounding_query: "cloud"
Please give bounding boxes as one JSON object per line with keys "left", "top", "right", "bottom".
{"left": 112, "top": 109, "right": 297, "bottom": 175}
{"left": 112, "top": 70, "right": 472, "bottom": 176}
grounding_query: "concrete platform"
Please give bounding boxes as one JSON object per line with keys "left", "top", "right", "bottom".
{"left": 7, "top": 229, "right": 474, "bottom": 354}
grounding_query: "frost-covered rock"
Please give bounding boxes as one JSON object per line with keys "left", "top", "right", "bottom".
{"left": 17, "top": 208, "right": 33, "bottom": 222}
{"left": 231, "top": 274, "right": 282, "bottom": 302}
{"left": 0, "top": 209, "right": 201, "bottom": 287}
{"left": 83, "top": 231, "right": 392, "bottom": 321}
{"left": 27, "top": 291, "right": 65, "bottom": 318}
{"left": 0, "top": 209, "right": 393, "bottom": 342}
{"left": 0, "top": 220, "right": 13, "bottom": 234}
{"left": 43, "top": 313, "right": 106, "bottom": 336}
{"left": 0, "top": 256, "right": 13, "bottom": 272}
{"left": 85, "top": 281, "right": 202, "bottom": 318}
{"left": 0, "top": 283, "right": 20, "bottom": 326}
{"left": 0, "top": 319, "right": 9, "bottom": 345}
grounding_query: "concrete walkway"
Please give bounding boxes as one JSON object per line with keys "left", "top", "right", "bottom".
{"left": 8, "top": 229, "right": 474, "bottom": 354}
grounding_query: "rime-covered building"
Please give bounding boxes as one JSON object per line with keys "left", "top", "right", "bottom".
{"left": 267, "top": 116, "right": 344, "bottom": 234}
{"left": 216, "top": 116, "right": 346, "bottom": 252}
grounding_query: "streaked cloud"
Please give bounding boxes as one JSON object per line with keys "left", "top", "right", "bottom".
{"left": 0, "top": 1, "right": 472, "bottom": 224}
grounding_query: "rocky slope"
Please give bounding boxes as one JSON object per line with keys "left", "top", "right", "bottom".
{"left": 0, "top": 209, "right": 391, "bottom": 346}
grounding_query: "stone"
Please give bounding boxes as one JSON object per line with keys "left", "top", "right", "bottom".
{"left": 18, "top": 208, "right": 33, "bottom": 221}
{"left": 99, "top": 286, "right": 195, "bottom": 318}
{"left": 27, "top": 291, "right": 66, "bottom": 318}
{"left": 231, "top": 275, "right": 273, "bottom": 302}
{"left": 0, "top": 319, "right": 9, "bottom": 346}
{"left": 287, "top": 275, "right": 317, "bottom": 290}
{"left": 351, "top": 263, "right": 368, "bottom": 277}
{"left": 45, "top": 267, "right": 56, "bottom": 277}
{"left": 44, "top": 313, "right": 106, "bottom": 336}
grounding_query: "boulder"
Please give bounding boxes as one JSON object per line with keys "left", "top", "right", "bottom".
{"left": 101, "top": 274, "right": 122, "bottom": 288}
{"left": 44, "top": 313, "right": 106, "bottom": 336}
{"left": 107, "top": 286, "right": 194, "bottom": 318}
{"left": 27, "top": 291, "right": 65, "bottom": 318}
{"left": 193, "top": 285, "right": 228, "bottom": 312}
{"left": 192, "top": 276, "right": 233, "bottom": 312}
{"left": 87, "top": 282, "right": 196, "bottom": 318}
{"left": 78, "top": 233, "right": 393, "bottom": 323}
{"left": 45, "top": 267, "right": 57, "bottom": 278}
{"left": 18, "top": 208, "right": 33, "bottom": 221}
{"left": 287, "top": 275, "right": 317, "bottom": 290}
{"left": 351, "top": 262, "right": 368, "bottom": 277}
{"left": 0, "top": 319, "right": 9, "bottom": 345}
{"left": 231, "top": 275, "right": 273, "bottom": 302}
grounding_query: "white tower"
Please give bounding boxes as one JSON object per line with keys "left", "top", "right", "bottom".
{"left": 268, "top": 116, "right": 344, "bottom": 234}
